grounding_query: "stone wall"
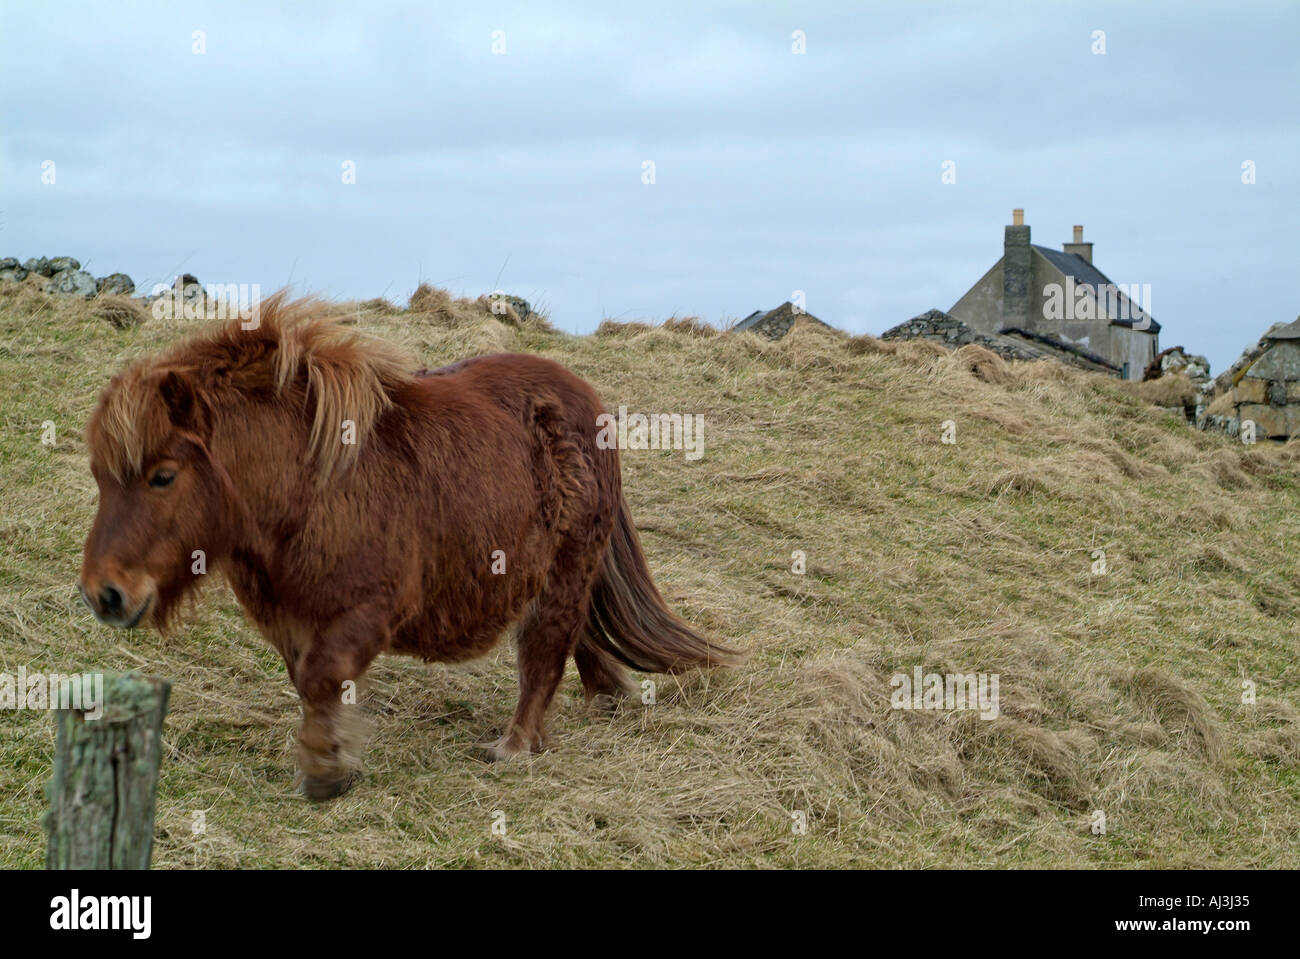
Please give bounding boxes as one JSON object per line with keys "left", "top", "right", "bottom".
{"left": 734, "top": 302, "right": 829, "bottom": 340}
{"left": 0, "top": 256, "right": 134, "bottom": 299}
{"left": 1230, "top": 339, "right": 1300, "bottom": 439}
{"left": 881, "top": 309, "right": 1042, "bottom": 361}
{"left": 1198, "top": 322, "right": 1300, "bottom": 439}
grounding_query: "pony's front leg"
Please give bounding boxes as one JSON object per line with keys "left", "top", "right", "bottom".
{"left": 292, "top": 607, "right": 389, "bottom": 800}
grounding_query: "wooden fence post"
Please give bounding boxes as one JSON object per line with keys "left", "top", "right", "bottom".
{"left": 44, "top": 672, "right": 172, "bottom": 870}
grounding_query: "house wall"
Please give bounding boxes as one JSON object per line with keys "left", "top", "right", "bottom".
{"left": 1108, "top": 326, "right": 1159, "bottom": 381}
{"left": 948, "top": 260, "right": 1004, "bottom": 335}
{"left": 1031, "top": 256, "right": 1113, "bottom": 353}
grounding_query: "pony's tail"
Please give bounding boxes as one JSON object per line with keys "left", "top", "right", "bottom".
{"left": 582, "top": 495, "right": 742, "bottom": 674}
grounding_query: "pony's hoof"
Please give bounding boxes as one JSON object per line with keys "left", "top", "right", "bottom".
{"left": 299, "top": 771, "right": 357, "bottom": 800}
{"left": 588, "top": 692, "right": 627, "bottom": 715}
{"left": 475, "top": 734, "right": 539, "bottom": 762}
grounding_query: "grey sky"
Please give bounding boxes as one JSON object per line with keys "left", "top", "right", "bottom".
{"left": 2, "top": 1, "right": 1296, "bottom": 372}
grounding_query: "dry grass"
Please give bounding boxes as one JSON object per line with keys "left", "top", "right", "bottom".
{"left": 1, "top": 284, "right": 1299, "bottom": 868}
{"left": 90, "top": 294, "right": 150, "bottom": 331}
{"left": 1121, "top": 372, "right": 1198, "bottom": 409}
{"left": 1206, "top": 389, "right": 1237, "bottom": 417}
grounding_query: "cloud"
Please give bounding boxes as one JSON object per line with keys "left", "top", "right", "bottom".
{"left": 0, "top": 0, "right": 1296, "bottom": 369}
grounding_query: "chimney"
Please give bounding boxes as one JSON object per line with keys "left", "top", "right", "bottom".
{"left": 1002, "top": 208, "right": 1032, "bottom": 329}
{"left": 1063, "top": 224, "right": 1093, "bottom": 264}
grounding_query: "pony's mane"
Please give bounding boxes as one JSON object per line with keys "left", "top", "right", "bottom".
{"left": 89, "top": 291, "right": 414, "bottom": 482}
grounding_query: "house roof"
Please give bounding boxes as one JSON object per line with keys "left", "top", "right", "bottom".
{"left": 1032, "top": 245, "right": 1160, "bottom": 334}
{"left": 1264, "top": 317, "right": 1300, "bottom": 340}
{"left": 1000, "top": 327, "right": 1121, "bottom": 374}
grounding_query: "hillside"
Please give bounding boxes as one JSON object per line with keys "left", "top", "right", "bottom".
{"left": 1, "top": 278, "right": 1298, "bottom": 868}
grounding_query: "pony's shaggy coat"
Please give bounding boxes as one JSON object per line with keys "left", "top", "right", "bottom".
{"left": 80, "top": 293, "right": 735, "bottom": 797}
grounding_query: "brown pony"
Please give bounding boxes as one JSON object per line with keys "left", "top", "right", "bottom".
{"left": 79, "top": 292, "right": 735, "bottom": 798}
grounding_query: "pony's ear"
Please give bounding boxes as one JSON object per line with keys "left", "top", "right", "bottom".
{"left": 158, "top": 370, "right": 204, "bottom": 431}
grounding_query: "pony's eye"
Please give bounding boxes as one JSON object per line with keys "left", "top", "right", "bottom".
{"left": 148, "top": 470, "right": 176, "bottom": 489}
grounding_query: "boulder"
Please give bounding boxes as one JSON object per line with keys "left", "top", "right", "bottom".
{"left": 487, "top": 292, "right": 531, "bottom": 320}
{"left": 0, "top": 266, "right": 28, "bottom": 283}
{"left": 174, "top": 273, "right": 204, "bottom": 299}
{"left": 44, "top": 268, "right": 99, "bottom": 298}
{"left": 22, "top": 256, "right": 79, "bottom": 277}
{"left": 1144, "top": 346, "right": 1210, "bottom": 385}
{"left": 95, "top": 273, "right": 135, "bottom": 296}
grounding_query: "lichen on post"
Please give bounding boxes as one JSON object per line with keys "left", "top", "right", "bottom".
{"left": 44, "top": 672, "right": 172, "bottom": 870}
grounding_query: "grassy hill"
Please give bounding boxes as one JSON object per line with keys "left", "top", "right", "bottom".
{"left": 2, "top": 278, "right": 1298, "bottom": 868}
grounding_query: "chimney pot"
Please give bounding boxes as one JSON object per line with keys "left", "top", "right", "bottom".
{"left": 1063, "top": 225, "right": 1093, "bottom": 264}
{"left": 1012, "top": 208, "right": 1024, "bottom": 226}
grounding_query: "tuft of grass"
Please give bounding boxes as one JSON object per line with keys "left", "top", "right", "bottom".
{"left": 1, "top": 283, "right": 1298, "bottom": 869}
{"left": 1121, "top": 373, "right": 1198, "bottom": 409}
{"left": 90, "top": 294, "right": 150, "bottom": 331}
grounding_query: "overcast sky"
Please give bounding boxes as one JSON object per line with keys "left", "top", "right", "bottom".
{"left": 2, "top": 1, "right": 1296, "bottom": 372}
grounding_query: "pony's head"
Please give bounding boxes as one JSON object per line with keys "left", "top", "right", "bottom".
{"left": 80, "top": 363, "right": 236, "bottom": 629}
{"left": 77, "top": 292, "right": 414, "bottom": 629}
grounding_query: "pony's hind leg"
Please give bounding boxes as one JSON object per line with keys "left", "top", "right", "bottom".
{"left": 574, "top": 629, "right": 636, "bottom": 710}
{"left": 482, "top": 592, "right": 588, "bottom": 761}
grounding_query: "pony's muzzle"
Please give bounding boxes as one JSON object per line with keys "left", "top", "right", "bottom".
{"left": 79, "top": 579, "right": 153, "bottom": 629}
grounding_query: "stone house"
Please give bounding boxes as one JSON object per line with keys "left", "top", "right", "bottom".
{"left": 1220, "top": 317, "right": 1300, "bottom": 439}
{"left": 948, "top": 210, "right": 1159, "bottom": 380}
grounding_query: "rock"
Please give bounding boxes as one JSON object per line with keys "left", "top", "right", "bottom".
{"left": 0, "top": 267, "right": 29, "bottom": 283}
{"left": 22, "top": 255, "right": 79, "bottom": 276}
{"left": 1235, "top": 377, "right": 1267, "bottom": 405}
{"left": 44, "top": 268, "right": 99, "bottom": 298}
{"left": 1238, "top": 403, "right": 1300, "bottom": 439}
{"left": 487, "top": 292, "right": 531, "bottom": 320}
{"left": 1145, "top": 346, "right": 1211, "bottom": 385}
{"left": 95, "top": 273, "right": 135, "bottom": 296}
{"left": 1198, "top": 413, "right": 1240, "bottom": 437}
{"left": 173, "top": 273, "right": 204, "bottom": 299}
{"left": 0, "top": 258, "right": 18, "bottom": 271}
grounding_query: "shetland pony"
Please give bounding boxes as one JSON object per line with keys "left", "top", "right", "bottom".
{"left": 79, "top": 293, "right": 735, "bottom": 798}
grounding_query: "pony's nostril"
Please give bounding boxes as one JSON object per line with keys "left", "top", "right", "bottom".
{"left": 99, "top": 584, "right": 124, "bottom": 617}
